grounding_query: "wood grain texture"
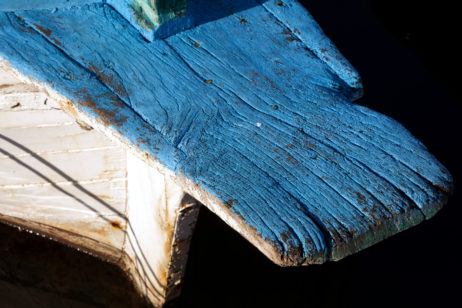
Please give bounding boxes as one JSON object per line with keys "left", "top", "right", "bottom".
{"left": 0, "top": 95, "right": 127, "bottom": 259}
{"left": 0, "top": 0, "right": 194, "bottom": 41}
{"left": 0, "top": 0, "right": 452, "bottom": 266}
{"left": 124, "top": 152, "right": 199, "bottom": 306}
{"left": 0, "top": 65, "right": 200, "bottom": 307}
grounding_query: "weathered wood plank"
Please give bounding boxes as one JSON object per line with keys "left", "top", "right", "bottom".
{"left": 0, "top": 106, "right": 128, "bottom": 255}
{"left": 124, "top": 152, "right": 199, "bottom": 306}
{"left": 0, "top": 65, "right": 200, "bottom": 307}
{"left": 0, "top": 0, "right": 452, "bottom": 268}
{"left": 0, "top": 109, "right": 73, "bottom": 128}
{"left": 0, "top": 124, "right": 117, "bottom": 157}
{"left": 0, "top": 60, "right": 60, "bottom": 110}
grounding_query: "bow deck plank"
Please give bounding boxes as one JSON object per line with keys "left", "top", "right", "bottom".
{"left": 0, "top": 0, "right": 452, "bottom": 266}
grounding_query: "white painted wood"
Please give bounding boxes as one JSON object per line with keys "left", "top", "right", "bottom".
{"left": 0, "top": 92, "right": 128, "bottom": 258}
{"left": 123, "top": 152, "right": 199, "bottom": 306}
{"left": 0, "top": 60, "right": 60, "bottom": 110}
{"left": 0, "top": 60, "right": 200, "bottom": 307}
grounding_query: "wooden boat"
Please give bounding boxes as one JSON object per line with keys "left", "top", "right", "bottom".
{"left": 0, "top": 1, "right": 453, "bottom": 307}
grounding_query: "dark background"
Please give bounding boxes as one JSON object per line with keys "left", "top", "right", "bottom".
{"left": 1, "top": 0, "right": 461, "bottom": 307}
{"left": 179, "top": 1, "right": 462, "bottom": 307}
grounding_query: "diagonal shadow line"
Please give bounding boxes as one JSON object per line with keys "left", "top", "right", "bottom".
{"left": 125, "top": 223, "right": 167, "bottom": 293}
{"left": 0, "top": 133, "right": 170, "bottom": 297}
{"left": 0, "top": 133, "right": 124, "bottom": 217}
{"left": 0, "top": 146, "right": 121, "bottom": 222}
{"left": 0, "top": 144, "right": 167, "bottom": 298}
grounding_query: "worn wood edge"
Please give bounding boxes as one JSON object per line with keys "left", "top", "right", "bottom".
{"left": 0, "top": 57, "right": 446, "bottom": 268}
{"left": 163, "top": 195, "right": 200, "bottom": 302}
{"left": 120, "top": 152, "right": 201, "bottom": 307}
{"left": 117, "top": 198, "right": 201, "bottom": 307}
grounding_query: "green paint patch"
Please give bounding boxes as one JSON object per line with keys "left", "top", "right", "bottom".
{"left": 130, "top": 0, "right": 187, "bottom": 30}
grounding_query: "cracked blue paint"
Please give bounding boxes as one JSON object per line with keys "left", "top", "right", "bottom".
{"left": 0, "top": 0, "right": 452, "bottom": 265}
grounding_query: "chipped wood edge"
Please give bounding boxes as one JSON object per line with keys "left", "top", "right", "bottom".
{"left": 119, "top": 151, "right": 201, "bottom": 307}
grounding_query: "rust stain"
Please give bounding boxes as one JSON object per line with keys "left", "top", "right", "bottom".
{"left": 434, "top": 184, "right": 450, "bottom": 194}
{"left": 280, "top": 231, "right": 302, "bottom": 261}
{"left": 136, "top": 137, "right": 145, "bottom": 145}
{"left": 75, "top": 88, "right": 128, "bottom": 129}
{"left": 32, "top": 23, "right": 63, "bottom": 47}
{"left": 225, "top": 199, "right": 235, "bottom": 209}
{"left": 87, "top": 62, "right": 129, "bottom": 100}
{"left": 160, "top": 213, "right": 175, "bottom": 287}
{"left": 356, "top": 192, "right": 367, "bottom": 205}
{"left": 16, "top": 16, "right": 35, "bottom": 33}
{"left": 96, "top": 194, "right": 111, "bottom": 200}
{"left": 110, "top": 220, "right": 123, "bottom": 229}
{"left": 264, "top": 76, "right": 277, "bottom": 90}
{"left": 281, "top": 29, "right": 297, "bottom": 42}
{"left": 285, "top": 154, "right": 298, "bottom": 165}
{"left": 75, "top": 119, "right": 93, "bottom": 131}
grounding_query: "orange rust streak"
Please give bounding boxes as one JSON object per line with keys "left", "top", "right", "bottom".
{"left": 87, "top": 62, "right": 129, "bottom": 100}
{"left": 32, "top": 23, "right": 63, "bottom": 47}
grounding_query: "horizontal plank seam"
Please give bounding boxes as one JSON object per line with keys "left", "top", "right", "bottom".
{"left": 0, "top": 145, "right": 120, "bottom": 160}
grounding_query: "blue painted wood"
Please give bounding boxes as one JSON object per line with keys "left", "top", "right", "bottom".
{"left": 0, "top": 0, "right": 452, "bottom": 265}
{"left": 257, "top": 0, "right": 362, "bottom": 99}
{"left": 0, "top": 0, "right": 101, "bottom": 11}
{"left": 0, "top": 0, "right": 193, "bottom": 40}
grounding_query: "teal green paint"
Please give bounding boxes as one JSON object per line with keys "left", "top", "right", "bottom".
{"left": 130, "top": 0, "right": 187, "bottom": 29}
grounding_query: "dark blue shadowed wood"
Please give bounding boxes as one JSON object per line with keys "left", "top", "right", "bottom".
{"left": 0, "top": 0, "right": 452, "bottom": 265}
